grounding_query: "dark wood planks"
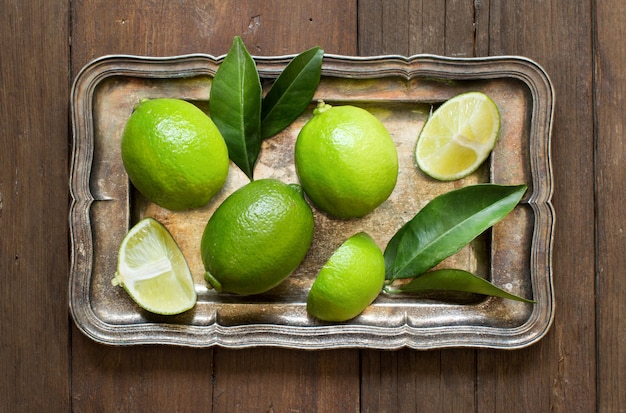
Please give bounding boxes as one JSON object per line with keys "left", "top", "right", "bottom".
{"left": 0, "top": 0, "right": 70, "bottom": 411}
{"left": 2, "top": 0, "right": 620, "bottom": 411}
{"left": 481, "top": 1, "right": 596, "bottom": 411}
{"left": 360, "top": 349, "right": 475, "bottom": 412}
{"left": 357, "top": 1, "right": 597, "bottom": 412}
{"left": 212, "top": 348, "right": 359, "bottom": 412}
{"left": 595, "top": 1, "right": 626, "bottom": 411}
{"left": 357, "top": 0, "right": 474, "bottom": 57}
{"left": 357, "top": 3, "right": 478, "bottom": 412}
{"left": 70, "top": 339, "right": 215, "bottom": 412}
{"left": 69, "top": 2, "right": 359, "bottom": 412}
{"left": 70, "top": 0, "right": 357, "bottom": 73}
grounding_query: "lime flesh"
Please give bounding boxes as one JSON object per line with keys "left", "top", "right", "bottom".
{"left": 415, "top": 92, "right": 500, "bottom": 181}
{"left": 113, "top": 217, "right": 196, "bottom": 315}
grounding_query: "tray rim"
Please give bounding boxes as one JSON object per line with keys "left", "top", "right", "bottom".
{"left": 69, "top": 52, "right": 555, "bottom": 350}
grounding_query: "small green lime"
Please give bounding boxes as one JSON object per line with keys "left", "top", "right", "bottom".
{"left": 294, "top": 101, "right": 399, "bottom": 219}
{"left": 201, "top": 179, "right": 314, "bottom": 295}
{"left": 307, "top": 232, "right": 385, "bottom": 322}
{"left": 121, "top": 98, "right": 229, "bottom": 211}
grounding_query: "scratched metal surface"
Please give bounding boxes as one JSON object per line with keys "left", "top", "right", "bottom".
{"left": 69, "top": 54, "right": 554, "bottom": 349}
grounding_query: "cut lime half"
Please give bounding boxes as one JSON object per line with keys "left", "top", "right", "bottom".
{"left": 415, "top": 92, "right": 501, "bottom": 181}
{"left": 306, "top": 232, "right": 385, "bottom": 322}
{"left": 112, "top": 217, "right": 197, "bottom": 315}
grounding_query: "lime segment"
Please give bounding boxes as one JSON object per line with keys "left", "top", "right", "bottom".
{"left": 307, "top": 232, "right": 385, "bottom": 322}
{"left": 113, "top": 217, "right": 197, "bottom": 315}
{"left": 415, "top": 92, "right": 500, "bottom": 181}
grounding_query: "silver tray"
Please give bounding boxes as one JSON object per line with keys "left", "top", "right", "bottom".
{"left": 70, "top": 53, "right": 555, "bottom": 349}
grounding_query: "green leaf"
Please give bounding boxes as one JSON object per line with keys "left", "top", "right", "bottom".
{"left": 385, "top": 269, "right": 535, "bottom": 303}
{"left": 261, "top": 46, "right": 324, "bottom": 139}
{"left": 384, "top": 184, "right": 527, "bottom": 280}
{"left": 209, "top": 36, "right": 262, "bottom": 180}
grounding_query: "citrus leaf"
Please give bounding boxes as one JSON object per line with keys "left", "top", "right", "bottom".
{"left": 385, "top": 268, "right": 535, "bottom": 303}
{"left": 384, "top": 184, "right": 527, "bottom": 280}
{"left": 209, "top": 36, "right": 262, "bottom": 180}
{"left": 261, "top": 46, "right": 324, "bottom": 139}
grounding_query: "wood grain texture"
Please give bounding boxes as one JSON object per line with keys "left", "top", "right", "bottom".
{"left": 212, "top": 348, "right": 359, "bottom": 412}
{"left": 3, "top": 0, "right": 625, "bottom": 411}
{"left": 595, "top": 1, "right": 626, "bottom": 411}
{"left": 361, "top": 349, "right": 475, "bottom": 413}
{"left": 358, "top": 3, "right": 478, "bottom": 412}
{"left": 71, "top": 0, "right": 357, "bottom": 74}
{"left": 0, "top": 0, "right": 70, "bottom": 411}
{"left": 358, "top": 1, "right": 596, "bottom": 412}
{"left": 357, "top": 0, "right": 474, "bottom": 56}
{"left": 71, "top": 330, "right": 214, "bottom": 413}
{"left": 69, "top": 2, "right": 360, "bottom": 412}
{"left": 480, "top": 1, "right": 596, "bottom": 411}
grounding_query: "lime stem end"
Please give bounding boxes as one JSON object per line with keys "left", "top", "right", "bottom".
{"left": 204, "top": 271, "right": 223, "bottom": 292}
{"left": 313, "top": 100, "right": 332, "bottom": 115}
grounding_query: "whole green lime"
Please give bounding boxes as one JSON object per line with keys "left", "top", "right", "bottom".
{"left": 294, "top": 101, "right": 399, "bottom": 219}
{"left": 307, "top": 232, "right": 385, "bottom": 322}
{"left": 121, "top": 98, "right": 229, "bottom": 211}
{"left": 201, "top": 179, "right": 314, "bottom": 295}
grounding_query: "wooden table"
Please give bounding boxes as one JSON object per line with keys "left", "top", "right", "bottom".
{"left": 1, "top": 1, "right": 623, "bottom": 411}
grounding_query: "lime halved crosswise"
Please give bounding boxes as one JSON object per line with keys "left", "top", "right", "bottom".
{"left": 294, "top": 102, "right": 399, "bottom": 219}
{"left": 415, "top": 92, "right": 501, "bottom": 181}
{"left": 121, "top": 98, "right": 229, "bottom": 211}
{"left": 112, "top": 217, "right": 197, "bottom": 315}
{"left": 307, "top": 232, "right": 385, "bottom": 322}
{"left": 201, "top": 179, "right": 315, "bottom": 296}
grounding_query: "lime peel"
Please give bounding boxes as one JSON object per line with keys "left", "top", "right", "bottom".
{"left": 307, "top": 232, "right": 385, "bottom": 322}
{"left": 204, "top": 271, "right": 223, "bottom": 292}
{"left": 121, "top": 98, "right": 229, "bottom": 211}
{"left": 295, "top": 103, "right": 399, "bottom": 219}
{"left": 200, "top": 179, "right": 314, "bottom": 296}
{"left": 313, "top": 100, "right": 332, "bottom": 115}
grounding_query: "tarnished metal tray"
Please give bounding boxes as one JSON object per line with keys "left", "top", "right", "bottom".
{"left": 70, "top": 53, "right": 554, "bottom": 349}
